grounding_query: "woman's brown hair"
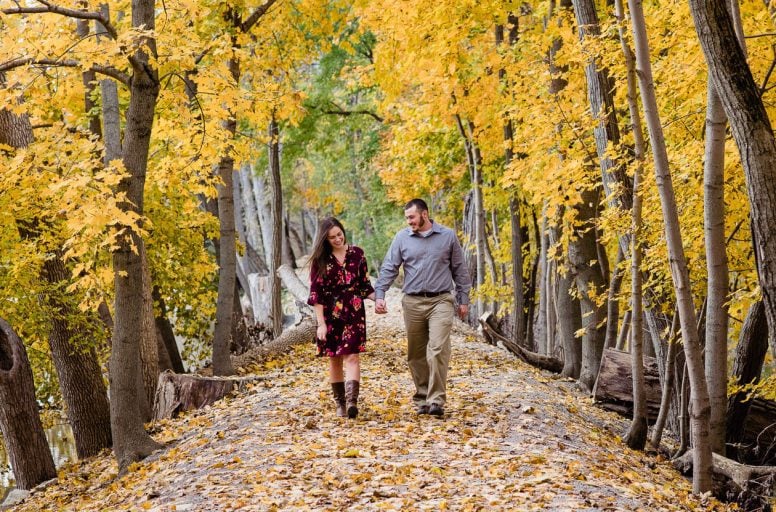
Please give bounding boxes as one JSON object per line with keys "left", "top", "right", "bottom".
{"left": 309, "top": 217, "right": 346, "bottom": 274}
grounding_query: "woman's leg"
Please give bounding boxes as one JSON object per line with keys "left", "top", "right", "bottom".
{"left": 343, "top": 354, "right": 361, "bottom": 382}
{"left": 329, "top": 356, "right": 346, "bottom": 417}
{"left": 329, "top": 356, "right": 344, "bottom": 382}
{"left": 344, "top": 354, "right": 361, "bottom": 418}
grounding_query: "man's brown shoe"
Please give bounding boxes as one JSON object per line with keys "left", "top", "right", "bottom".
{"left": 428, "top": 403, "right": 444, "bottom": 417}
{"left": 417, "top": 404, "right": 430, "bottom": 414}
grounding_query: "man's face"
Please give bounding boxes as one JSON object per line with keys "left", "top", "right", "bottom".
{"left": 405, "top": 206, "right": 428, "bottom": 233}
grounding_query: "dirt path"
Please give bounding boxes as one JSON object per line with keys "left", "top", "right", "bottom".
{"left": 12, "top": 289, "right": 727, "bottom": 511}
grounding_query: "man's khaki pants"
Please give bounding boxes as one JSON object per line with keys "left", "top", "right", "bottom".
{"left": 401, "top": 293, "right": 455, "bottom": 407}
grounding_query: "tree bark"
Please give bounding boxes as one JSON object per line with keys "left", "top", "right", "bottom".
{"left": 592, "top": 347, "right": 661, "bottom": 420}
{"left": 479, "top": 313, "right": 563, "bottom": 373}
{"left": 651, "top": 310, "right": 679, "bottom": 449}
{"left": 0, "top": 319, "right": 56, "bottom": 489}
{"left": 138, "top": 245, "right": 159, "bottom": 420}
{"left": 109, "top": 0, "right": 164, "bottom": 471}
{"left": 153, "top": 372, "right": 263, "bottom": 420}
{"left": 726, "top": 300, "right": 767, "bottom": 446}
{"left": 268, "top": 118, "right": 284, "bottom": 336}
{"left": 42, "top": 255, "right": 113, "bottom": 458}
{"left": 703, "top": 80, "right": 729, "bottom": 456}
{"left": 689, "top": 0, "right": 776, "bottom": 405}
{"left": 0, "top": 85, "right": 112, "bottom": 460}
{"left": 152, "top": 287, "right": 185, "bottom": 374}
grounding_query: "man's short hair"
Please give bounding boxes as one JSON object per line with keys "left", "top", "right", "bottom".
{"left": 404, "top": 198, "right": 429, "bottom": 213}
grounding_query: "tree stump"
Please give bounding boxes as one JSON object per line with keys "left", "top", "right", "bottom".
{"left": 153, "top": 372, "right": 265, "bottom": 420}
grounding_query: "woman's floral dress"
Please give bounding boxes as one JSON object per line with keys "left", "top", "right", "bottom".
{"left": 307, "top": 245, "right": 375, "bottom": 357}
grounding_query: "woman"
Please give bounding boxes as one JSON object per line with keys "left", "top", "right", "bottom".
{"left": 307, "top": 217, "right": 375, "bottom": 418}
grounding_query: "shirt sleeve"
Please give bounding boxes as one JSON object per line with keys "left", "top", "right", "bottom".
{"left": 374, "top": 234, "right": 402, "bottom": 300}
{"left": 449, "top": 234, "right": 472, "bottom": 305}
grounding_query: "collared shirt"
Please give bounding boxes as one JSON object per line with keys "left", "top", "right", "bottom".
{"left": 374, "top": 221, "right": 472, "bottom": 305}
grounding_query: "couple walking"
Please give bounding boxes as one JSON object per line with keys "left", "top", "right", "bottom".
{"left": 306, "top": 198, "right": 471, "bottom": 419}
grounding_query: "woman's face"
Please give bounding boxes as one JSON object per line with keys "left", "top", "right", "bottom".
{"left": 326, "top": 226, "right": 345, "bottom": 249}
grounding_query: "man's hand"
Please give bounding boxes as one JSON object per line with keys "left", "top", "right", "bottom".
{"left": 316, "top": 324, "right": 327, "bottom": 341}
{"left": 457, "top": 304, "right": 469, "bottom": 320}
{"left": 375, "top": 298, "right": 387, "bottom": 314}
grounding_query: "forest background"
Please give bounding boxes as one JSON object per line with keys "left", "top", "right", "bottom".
{"left": 0, "top": 0, "right": 775, "bottom": 498}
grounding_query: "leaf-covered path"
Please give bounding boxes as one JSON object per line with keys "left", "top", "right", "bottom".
{"left": 13, "top": 290, "right": 726, "bottom": 511}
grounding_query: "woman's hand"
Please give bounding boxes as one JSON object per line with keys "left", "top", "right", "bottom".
{"left": 316, "top": 323, "right": 327, "bottom": 341}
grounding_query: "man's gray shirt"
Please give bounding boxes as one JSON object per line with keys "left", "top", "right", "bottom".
{"left": 374, "top": 222, "right": 472, "bottom": 305}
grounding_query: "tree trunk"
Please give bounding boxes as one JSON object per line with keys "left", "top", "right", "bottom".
{"left": 568, "top": 190, "right": 608, "bottom": 393}
{"left": 509, "top": 199, "right": 526, "bottom": 345}
{"left": 109, "top": 0, "right": 164, "bottom": 470}
{"left": 268, "top": 118, "right": 284, "bottom": 336}
{"left": 556, "top": 268, "right": 582, "bottom": 379}
{"left": 43, "top": 255, "right": 113, "bottom": 458}
{"left": 615, "top": 0, "right": 647, "bottom": 450}
{"left": 0, "top": 85, "right": 111, "bottom": 460}
{"left": 604, "top": 246, "right": 625, "bottom": 349}
{"left": 138, "top": 245, "right": 159, "bottom": 420}
{"left": 726, "top": 300, "right": 767, "bottom": 446}
{"left": 152, "top": 287, "right": 185, "bottom": 374}
{"left": 624, "top": 152, "right": 647, "bottom": 450}
{"left": 630, "top": 0, "right": 712, "bottom": 491}
{"left": 98, "top": 6, "right": 122, "bottom": 166}
{"left": 651, "top": 310, "right": 679, "bottom": 449}
{"left": 703, "top": 81, "right": 729, "bottom": 456}
{"left": 689, "top": 0, "right": 776, "bottom": 408}
{"left": 456, "top": 115, "right": 486, "bottom": 318}
{"left": 211, "top": 25, "right": 241, "bottom": 377}
{"left": 0, "top": 319, "right": 56, "bottom": 489}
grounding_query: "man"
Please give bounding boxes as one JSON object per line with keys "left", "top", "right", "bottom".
{"left": 374, "top": 198, "right": 471, "bottom": 417}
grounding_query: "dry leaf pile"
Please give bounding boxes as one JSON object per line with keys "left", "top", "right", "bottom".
{"left": 12, "top": 290, "right": 729, "bottom": 511}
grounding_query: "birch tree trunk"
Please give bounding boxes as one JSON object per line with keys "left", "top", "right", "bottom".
{"left": 629, "top": 0, "right": 712, "bottom": 491}
{"left": 614, "top": 0, "right": 648, "bottom": 450}
{"left": 703, "top": 81, "right": 729, "bottom": 456}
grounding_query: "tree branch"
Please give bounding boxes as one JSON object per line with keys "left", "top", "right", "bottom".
{"left": 321, "top": 102, "right": 383, "bottom": 123}
{"left": 2, "top": 1, "right": 119, "bottom": 40}
{"left": 0, "top": 58, "right": 130, "bottom": 85}
{"left": 241, "top": 0, "right": 281, "bottom": 33}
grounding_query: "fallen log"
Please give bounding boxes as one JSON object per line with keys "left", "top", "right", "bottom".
{"left": 478, "top": 312, "right": 563, "bottom": 373}
{"left": 231, "top": 318, "right": 316, "bottom": 369}
{"left": 153, "top": 372, "right": 266, "bottom": 420}
{"left": 673, "top": 450, "right": 776, "bottom": 497}
{"left": 592, "top": 347, "right": 661, "bottom": 421}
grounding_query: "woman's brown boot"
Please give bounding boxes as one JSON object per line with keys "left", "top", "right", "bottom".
{"left": 345, "top": 380, "right": 360, "bottom": 419}
{"left": 331, "top": 382, "right": 346, "bottom": 417}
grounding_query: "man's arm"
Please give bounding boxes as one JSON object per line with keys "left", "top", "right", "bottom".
{"left": 373, "top": 234, "right": 403, "bottom": 313}
{"left": 450, "top": 233, "right": 472, "bottom": 308}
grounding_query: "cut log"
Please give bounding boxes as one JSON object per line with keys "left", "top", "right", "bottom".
{"left": 153, "top": 372, "right": 266, "bottom": 420}
{"left": 479, "top": 312, "right": 563, "bottom": 373}
{"left": 592, "top": 347, "right": 661, "bottom": 420}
